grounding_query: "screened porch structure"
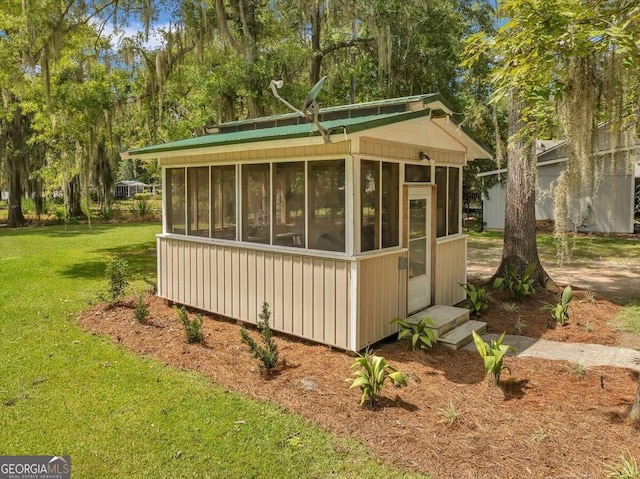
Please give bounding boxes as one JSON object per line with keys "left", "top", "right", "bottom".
{"left": 126, "top": 94, "right": 491, "bottom": 351}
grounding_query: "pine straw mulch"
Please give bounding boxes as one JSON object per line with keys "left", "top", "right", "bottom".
{"left": 476, "top": 288, "right": 621, "bottom": 346}
{"left": 78, "top": 295, "right": 640, "bottom": 479}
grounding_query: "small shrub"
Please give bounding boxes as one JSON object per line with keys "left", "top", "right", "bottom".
{"left": 471, "top": 331, "right": 515, "bottom": 386}
{"left": 502, "top": 302, "right": 519, "bottom": 314}
{"left": 438, "top": 400, "right": 460, "bottom": 425}
{"left": 570, "top": 362, "right": 587, "bottom": 378}
{"left": 99, "top": 204, "right": 117, "bottom": 221}
{"left": 460, "top": 283, "right": 490, "bottom": 316}
{"left": 347, "top": 349, "right": 407, "bottom": 407}
{"left": 390, "top": 317, "right": 436, "bottom": 351}
{"left": 512, "top": 316, "right": 526, "bottom": 334}
{"left": 104, "top": 258, "right": 129, "bottom": 305}
{"left": 605, "top": 453, "right": 640, "bottom": 479}
{"left": 240, "top": 302, "right": 279, "bottom": 372}
{"left": 174, "top": 306, "right": 203, "bottom": 343}
{"left": 134, "top": 294, "right": 150, "bottom": 324}
{"left": 133, "top": 192, "right": 152, "bottom": 200}
{"left": 544, "top": 285, "right": 572, "bottom": 326}
{"left": 582, "top": 290, "right": 597, "bottom": 304}
{"left": 494, "top": 263, "right": 536, "bottom": 301}
{"left": 52, "top": 206, "right": 67, "bottom": 224}
{"left": 130, "top": 198, "right": 153, "bottom": 218}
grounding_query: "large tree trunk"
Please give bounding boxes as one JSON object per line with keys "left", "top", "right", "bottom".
{"left": 7, "top": 159, "right": 26, "bottom": 228}
{"left": 631, "top": 375, "right": 640, "bottom": 423}
{"left": 66, "top": 175, "right": 83, "bottom": 218}
{"left": 492, "top": 89, "right": 551, "bottom": 288}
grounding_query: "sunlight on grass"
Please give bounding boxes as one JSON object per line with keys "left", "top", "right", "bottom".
{"left": 618, "top": 300, "right": 640, "bottom": 334}
{"left": 0, "top": 223, "right": 427, "bottom": 479}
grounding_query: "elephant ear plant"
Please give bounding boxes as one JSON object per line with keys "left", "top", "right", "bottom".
{"left": 348, "top": 350, "right": 407, "bottom": 407}
{"left": 472, "top": 331, "right": 516, "bottom": 386}
{"left": 390, "top": 317, "right": 436, "bottom": 351}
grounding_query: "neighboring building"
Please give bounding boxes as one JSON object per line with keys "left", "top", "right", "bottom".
{"left": 126, "top": 94, "right": 491, "bottom": 351}
{"left": 114, "top": 180, "right": 156, "bottom": 198}
{"left": 480, "top": 131, "right": 640, "bottom": 233}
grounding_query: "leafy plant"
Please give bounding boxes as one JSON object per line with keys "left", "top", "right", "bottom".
{"left": 460, "top": 282, "right": 490, "bottom": 316}
{"left": 104, "top": 257, "right": 129, "bottom": 305}
{"left": 134, "top": 294, "right": 150, "bottom": 324}
{"left": 512, "top": 316, "right": 526, "bottom": 334}
{"left": 493, "top": 263, "right": 536, "bottom": 300}
{"left": 502, "top": 302, "right": 519, "bottom": 314}
{"left": 570, "top": 362, "right": 587, "bottom": 378}
{"left": 174, "top": 306, "right": 203, "bottom": 344}
{"left": 52, "top": 206, "right": 67, "bottom": 224}
{"left": 544, "top": 285, "right": 572, "bottom": 326}
{"left": 438, "top": 400, "right": 460, "bottom": 425}
{"left": 582, "top": 290, "right": 597, "bottom": 304}
{"left": 605, "top": 453, "right": 640, "bottom": 479}
{"left": 347, "top": 349, "right": 407, "bottom": 407}
{"left": 390, "top": 317, "right": 436, "bottom": 351}
{"left": 471, "top": 331, "right": 516, "bottom": 386}
{"left": 99, "top": 204, "right": 117, "bottom": 221}
{"left": 582, "top": 321, "right": 593, "bottom": 333}
{"left": 130, "top": 198, "right": 153, "bottom": 218}
{"left": 240, "top": 302, "right": 279, "bottom": 372}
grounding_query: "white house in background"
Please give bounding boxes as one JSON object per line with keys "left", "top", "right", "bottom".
{"left": 114, "top": 180, "right": 156, "bottom": 198}
{"left": 125, "top": 94, "right": 492, "bottom": 351}
{"left": 479, "top": 130, "right": 640, "bottom": 233}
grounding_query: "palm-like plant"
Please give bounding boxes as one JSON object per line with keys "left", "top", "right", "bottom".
{"left": 348, "top": 350, "right": 407, "bottom": 406}
{"left": 472, "top": 331, "right": 515, "bottom": 386}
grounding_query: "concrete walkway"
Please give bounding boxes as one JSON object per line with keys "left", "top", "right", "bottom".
{"left": 465, "top": 333, "right": 640, "bottom": 372}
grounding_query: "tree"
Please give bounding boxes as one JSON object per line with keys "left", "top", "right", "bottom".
{"left": 464, "top": 0, "right": 640, "bottom": 285}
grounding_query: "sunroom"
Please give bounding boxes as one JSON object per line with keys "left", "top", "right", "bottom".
{"left": 126, "top": 94, "right": 491, "bottom": 351}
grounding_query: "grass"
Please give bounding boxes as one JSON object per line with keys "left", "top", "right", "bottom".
{"left": 468, "top": 231, "right": 640, "bottom": 266}
{"left": 618, "top": 300, "right": 640, "bottom": 334}
{"left": 0, "top": 223, "right": 426, "bottom": 479}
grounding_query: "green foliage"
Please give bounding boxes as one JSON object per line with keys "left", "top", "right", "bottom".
{"left": 570, "top": 362, "right": 587, "bottom": 379}
{"left": 493, "top": 263, "right": 536, "bottom": 301}
{"left": 390, "top": 317, "right": 436, "bottom": 352}
{"left": 438, "top": 401, "right": 460, "bottom": 425}
{"left": 511, "top": 316, "right": 526, "bottom": 335}
{"left": 130, "top": 199, "right": 153, "bottom": 218}
{"left": 471, "top": 331, "right": 515, "bottom": 386}
{"left": 240, "top": 302, "right": 279, "bottom": 372}
{"left": 99, "top": 204, "right": 117, "bottom": 221}
{"left": 133, "top": 193, "right": 151, "bottom": 200}
{"left": 617, "top": 300, "right": 640, "bottom": 335}
{"left": 52, "top": 206, "right": 67, "bottom": 224}
{"left": 544, "top": 285, "right": 572, "bottom": 326}
{"left": 134, "top": 294, "right": 150, "bottom": 324}
{"left": 460, "top": 283, "right": 490, "bottom": 316}
{"left": 104, "top": 257, "right": 129, "bottom": 305}
{"left": 174, "top": 306, "right": 203, "bottom": 344}
{"left": 605, "top": 453, "right": 640, "bottom": 479}
{"left": 347, "top": 349, "right": 407, "bottom": 407}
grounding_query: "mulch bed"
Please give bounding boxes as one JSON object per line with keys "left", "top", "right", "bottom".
{"left": 78, "top": 294, "right": 640, "bottom": 479}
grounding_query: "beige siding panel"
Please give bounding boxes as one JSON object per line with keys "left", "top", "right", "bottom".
{"left": 313, "top": 259, "right": 325, "bottom": 341}
{"left": 435, "top": 237, "right": 467, "bottom": 305}
{"left": 358, "top": 137, "right": 465, "bottom": 165}
{"left": 357, "top": 252, "right": 406, "bottom": 349}
{"left": 157, "top": 238, "right": 351, "bottom": 350}
{"left": 292, "top": 256, "right": 304, "bottom": 336}
{"left": 158, "top": 141, "right": 350, "bottom": 167}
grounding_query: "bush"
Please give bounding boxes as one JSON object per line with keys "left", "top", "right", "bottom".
{"left": 544, "top": 285, "right": 572, "bottom": 326}
{"left": 104, "top": 258, "right": 129, "bottom": 305}
{"left": 460, "top": 282, "right": 490, "bottom": 316}
{"left": 99, "top": 204, "right": 117, "bottom": 221}
{"left": 390, "top": 317, "right": 436, "bottom": 351}
{"left": 240, "top": 302, "right": 279, "bottom": 372}
{"left": 52, "top": 206, "right": 67, "bottom": 224}
{"left": 134, "top": 294, "right": 150, "bottom": 324}
{"left": 493, "top": 263, "right": 536, "bottom": 301}
{"left": 471, "top": 331, "right": 515, "bottom": 386}
{"left": 133, "top": 193, "right": 152, "bottom": 200}
{"left": 347, "top": 349, "right": 407, "bottom": 407}
{"left": 174, "top": 306, "right": 203, "bottom": 343}
{"left": 130, "top": 198, "right": 153, "bottom": 218}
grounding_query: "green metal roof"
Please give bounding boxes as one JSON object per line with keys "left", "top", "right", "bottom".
{"left": 128, "top": 109, "right": 430, "bottom": 156}
{"left": 214, "top": 93, "right": 442, "bottom": 129}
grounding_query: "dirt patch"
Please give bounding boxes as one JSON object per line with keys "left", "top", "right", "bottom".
{"left": 78, "top": 296, "right": 640, "bottom": 479}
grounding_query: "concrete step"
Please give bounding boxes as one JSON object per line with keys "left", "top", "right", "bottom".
{"left": 438, "top": 320, "right": 487, "bottom": 350}
{"left": 406, "top": 305, "right": 470, "bottom": 339}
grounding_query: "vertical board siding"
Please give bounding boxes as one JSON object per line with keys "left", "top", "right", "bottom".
{"left": 157, "top": 237, "right": 351, "bottom": 349}
{"left": 357, "top": 252, "right": 407, "bottom": 350}
{"left": 435, "top": 236, "right": 467, "bottom": 305}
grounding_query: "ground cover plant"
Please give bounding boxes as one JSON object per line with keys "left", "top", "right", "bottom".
{"left": 0, "top": 223, "right": 420, "bottom": 479}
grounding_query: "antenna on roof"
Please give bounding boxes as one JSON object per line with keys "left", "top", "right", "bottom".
{"left": 269, "top": 76, "right": 331, "bottom": 143}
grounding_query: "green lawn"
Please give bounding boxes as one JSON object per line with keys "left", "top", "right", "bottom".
{"left": 469, "top": 230, "right": 640, "bottom": 266}
{"left": 0, "top": 223, "right": 425, "bottom": 479}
